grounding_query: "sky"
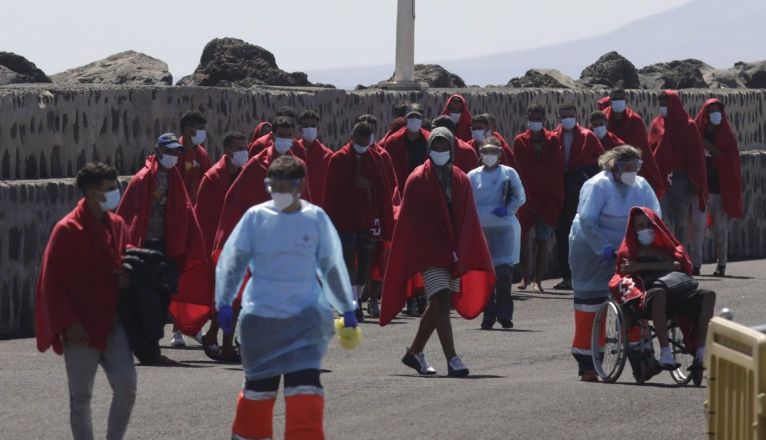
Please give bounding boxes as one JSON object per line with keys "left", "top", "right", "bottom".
{"left": 3, "top": 0, "right": 692, "bottom": 83}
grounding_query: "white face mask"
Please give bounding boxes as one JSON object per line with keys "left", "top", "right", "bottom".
{"left": 659, "top": 106, "right": 668, "bottom": 117}
{"left": 274, "top": 137, "right": 293, "bottom": 154}
{"left": 472, "top": 129, "right": 486, "bottom": 142}
{"left": 610, "top": 100, "right": 627, "bottom": 113}
{"left": 561, "top": 117, "right": 576, "bottom": 130}
{"left": 620, "top": 171, "right": 638, "bottom": 186}
{"left": 449, "top": 112, "right": 462, "bottom": 123}
{"left": 368, "top": 134, "right": 375, "bottom": 146}
{"left": 191, "top": 130, "right": 207, "bottom": 145}
{"left": 302, "top": 127, "right": 318, "bottom": 143}
{"left": 637, "top": 228, "right": 656, "bottom": 246}
{"left": 406, "top": 118, "right": 422, "bottom": 133}
{"left": 353, "top": 143, "right": 369, "bottom": 154}
{"left": 99, "top": 189, "right": 121, "bottom": 211}
{"left": 528, "top": 121, "right": 543, "bottom": 133}
{"left": 709, "top": 112, "right": 723, "bottom": 126}
{"left": 231, "top": 150, "right": 249, "bottom": 168}
{"left": 593, "top": 125, "right": 608, "bottom": 139}
{"left": 271, "top": 192, "right": 295, "bottom": 211}
{"left": 481, "top": 154, "right": 499, "bottom": 167}
{"left": 159, "top": 153, "right": 178, "bottom": 169}
{"left": 430, "top": 150, "right": 451, "bottom": 166}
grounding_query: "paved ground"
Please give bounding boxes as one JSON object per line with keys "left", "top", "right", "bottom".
{"left": 1, "top": 260, "right": 764, "bottom": 440}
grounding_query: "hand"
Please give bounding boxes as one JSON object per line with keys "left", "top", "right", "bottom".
{"left": 217, "top": 305, "right": 234, "bottom": 336}
{"left": 64, "top": 323, "right": 89, "bottom": 346}
{"left": 355, "top": 176, "right": 371, "bottom": 189}
{"left": 343, "top": 310, "right": 358, "bottom": 329}
{"left": 620, "top": 259, "right": 642, "bottom": 274}
{"left": 492, "top": 207, "right": 509, "bottom": 217}
{"left": 115, "top": 270, "right": 130, "bottom": 290}
{"left": 601, "top": 246, "right": 616, "bottom": 262}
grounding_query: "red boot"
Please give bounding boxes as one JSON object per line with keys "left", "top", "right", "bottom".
{"left": 284, "top": 394, "right": 325, "bottom": 440}
{"left": 231, "top": 390, "right": 276, "bottom": 440}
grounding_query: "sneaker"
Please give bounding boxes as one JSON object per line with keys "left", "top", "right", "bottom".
{"left": 402, "top": 350, "right": 437, "bottom": 375}
{"left": 170, "top": 331, "right": 186, "bottom": 347}
{"left": 355, "top": 305, "right": 366, "bottom": 323}
{"left": 480, "top": 319, "right": 495, "bottom": 330}
{"left": 368, "top": 298, "right": 380, "bottom": 318}
{"left": 713, "top": 266, "right": 726, "bottom": 277}
{"left": 404, "top": 299, "right": 417, "bottom": 316}
{"left": 415, "top": 296, "right": 427, "bottom": 316}
{"left": 447, "top": 356, "right": 470, "bottom": 377}
{"left": 498, "top": 318, "right": 514, "bottom": 329}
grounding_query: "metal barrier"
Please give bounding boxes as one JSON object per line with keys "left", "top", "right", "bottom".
{"left": 705, "top": 317, "right": 766, "bottom": 439}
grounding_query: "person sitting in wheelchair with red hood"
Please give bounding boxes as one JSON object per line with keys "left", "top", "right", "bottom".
{"left": 609, "top": 207, "right": 715, "bottom": 373}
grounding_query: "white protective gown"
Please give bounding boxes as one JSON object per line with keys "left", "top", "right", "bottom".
{"left": 467, "top": 165, "right": 526, "bottom": 267}
{"left": 215, "top": 200, "right": 355, "bottom": 380}
{"left": 568, "top": 171, "right": 660, "bottom": 297}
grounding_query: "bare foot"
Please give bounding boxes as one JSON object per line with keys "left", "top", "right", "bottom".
{"left": 531, "top": 282, "right": 545, "bottom": 293}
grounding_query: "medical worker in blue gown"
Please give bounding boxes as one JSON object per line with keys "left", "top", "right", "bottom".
{"left": 468, "top": 137, "right": 526, "bottom": 330}
{"left": 568, "top": 145, "right": 660, "bottom": 382}
{"left": 215, "top": 156, "right": 357, "bottom": 440}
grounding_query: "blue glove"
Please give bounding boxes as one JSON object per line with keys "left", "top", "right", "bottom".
{"left": 601, "top": 246, "right": 616, "bottom": 262}
{"left": 343, "top": 310, "right": 358, "bottom": 329}
{"left": 492, "top": 206, "right": 509, "bottom": 217}
{"left": 218, "top": 305, "right": 234, "bottom": 336}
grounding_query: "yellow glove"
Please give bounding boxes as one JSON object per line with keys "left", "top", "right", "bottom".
{"left": 334, "top": 318, "right": 362, "bottom": 350}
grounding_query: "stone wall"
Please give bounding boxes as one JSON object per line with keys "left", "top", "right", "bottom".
{"left": 1, "top": 85, "right": 765, "bottom": 180}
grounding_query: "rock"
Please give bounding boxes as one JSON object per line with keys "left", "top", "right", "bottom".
{"left": 579, "top": 51, "right": 640, "bottom": 89}
{"left": 733, "top": 60, "right": 766, "bottom": 88}
{"left": 507, "top": 69, "right": 581, "bottom": 89}
{"left": 51, "top": 51, "right": 172, "bottom": 86}
{"left": 703, "top": 68, "right": 746, "bottom": 89}
{"left": 638, "top": 59, "right": 711, "bottom": 89}
{"left": 379, "top": 64, "right": 465, "bottom": 88}
{"left": 0, "top": 52, "right": 51, "bottom": 85}
{"left": 177, "top": 38, "right": 317, "bottom": 87}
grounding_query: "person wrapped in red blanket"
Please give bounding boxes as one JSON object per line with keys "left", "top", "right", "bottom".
{"left": 609, "top": 207, "right": 714, "bottom": 373}
{"left": 380, "top": 126, "right": 495, "bottom": 378}
{"left": 296, "top": 109, "right": 333, "bottom": 207}
{"left": 177, "top": 111, "right": 213, "bottom": 204}
{"left": 468, "top": 113, "right": 516, "bottom": 168}
{"left": 441, "top": 93, "right": 473, "bottom": 142}
{"left": 116, "top": 133, "right": 213, "bottom": 349}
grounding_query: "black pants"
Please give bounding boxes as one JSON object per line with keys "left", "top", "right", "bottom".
{"left": 556, "top": 212, "right": 574, "bottom": 281}
{"left": 483, "top": 264, "right": 514, "bottom": 322}
{"left": 340, "top": 232, "right": 375, "bottom": 286}
{"left": 246, "top": 369, "right": 322, "bottom": 393}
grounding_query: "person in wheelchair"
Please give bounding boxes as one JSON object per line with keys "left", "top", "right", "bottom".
{"left": 610, "top": 207, "right": 715, "bottom": 372}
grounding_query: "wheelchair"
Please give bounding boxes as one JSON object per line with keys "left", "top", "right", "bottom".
{"left": 590, "top": 297, "right": 703, "bottom": 386}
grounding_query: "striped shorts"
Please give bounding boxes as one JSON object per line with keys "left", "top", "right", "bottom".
{"left": 422, "top": 267, "right": 461, "bottom": 298}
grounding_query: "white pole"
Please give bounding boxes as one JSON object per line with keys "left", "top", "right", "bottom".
{"left": 393, "top": 0, "right": 415, "bottom": 83}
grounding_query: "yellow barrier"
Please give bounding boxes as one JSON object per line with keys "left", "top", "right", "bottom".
{"left": 705, "top": 317, "right": 766, "bottom": 439}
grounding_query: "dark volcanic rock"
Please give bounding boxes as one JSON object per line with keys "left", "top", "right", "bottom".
{"left": 507, "top": 69, "right": 581, "bottom": 89}
{"left": 579, "top": 51, "right": 640, "bottom": 89}
{"left": 379, "top": 64, "right": 466, "bottom": 88}
{"left": 734, "top": 60, "right": 766, "bottom": 88}
{"left": 638, "top": 59, "right": 711, "bottom": 89}
{"left": 51, "top": 51, "right": 172, "bottom": 86}
{"left": 177, "top": 38, "right": 318, "bottom": 87}
{"left": 0, "top": 52, "right": 51, "bottom": 85}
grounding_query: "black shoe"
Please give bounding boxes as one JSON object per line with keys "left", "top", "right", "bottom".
{"left": 713, "top": 266, "right": 726, "bottom": 277}
{"left": 415, "top": 296, "right": 427, "bottom": 316}
{"left": 553, "top": 280, "right": 572, "bottom": 290}
{"left": 402, "top": 350, "right": 437, "bottom": 375}
{"left": 404, "top": 299, "right": 417, "bottom": 316}
{"left": 498, "top": 318, "right": 514, "bottom": 329}
{"left": 355, "top": 306, "right": 365, "bottom": 323}
{"left": 480, "top": 319, "right": 495, "bottom": 330}
{"left": 447, "top": 356, "right": 470, "bottom": 377}
{"left": 692, "top": 267, "right": 701, "bottom": 276}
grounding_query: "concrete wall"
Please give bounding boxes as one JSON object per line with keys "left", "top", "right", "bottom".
{"left": 1, "top": 85, "right": 765, "bottom": 180}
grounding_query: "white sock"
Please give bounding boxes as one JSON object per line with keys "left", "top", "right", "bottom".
{"left": 696, "top": 346, "right": 705, "bottom": 361}
{"left": 660, "top": 347, "right": 674, "bottom": 364}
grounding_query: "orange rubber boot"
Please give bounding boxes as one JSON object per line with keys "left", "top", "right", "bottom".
{"left": 284, "top": 394, "right": 325, "bottom": 440}
{"left": 231, "top": 390, "right": 276, "bottom": 440}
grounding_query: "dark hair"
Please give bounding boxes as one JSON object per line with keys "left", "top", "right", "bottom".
{"left": 471, "top": 114, "right": 490, "bottom": 125}
{"left": 268, "top": 155, "right": 305, "bottom": 180}
{"left": 180, "top": 110, "right": 207, "bottom": 131}
{"left": 393, "top": 103, "right": 409, "bottom": 118}
{"left": 485, "top": 113, "right": 497, "bottom": 125}
{"left": 355, "top": 114, "right": 378, "bottom": 125}
{"left": 559, "top": 102, "right": 577, "bottom": 112}
{"left": 276, "top": 106, "right": 297, "bottom": 119}
{"left": 352, "top": 121, "right": 373, "bottom": 137}
{"left": 76, "top": 162, "right": 118, "bottom": 193}
{"left": 298, "top": 109, "right": 320, "bottom": 123}
{"left": 223, "top": 131, "right": 247, "bottom": 149}
{"left": 611, "top": 86, "right": 626, "bottom": 95}
{"left": 527, "top": 103, "right": 546, "bottom": 116}
{"left": 421, "top": 118, "right": 432, "bottom": 131}
{"left": 589, "top": 110, "right": 607, "bottom": 123}
{"left": 272, "top": 115, "right": 296, "bottom": 130}
{"left": 432, "top": 115, "right": 456, "bottom": 133}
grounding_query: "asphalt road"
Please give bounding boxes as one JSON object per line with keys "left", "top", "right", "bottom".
{"left": 2, "top": 260, "right": 764, "bottom": 440}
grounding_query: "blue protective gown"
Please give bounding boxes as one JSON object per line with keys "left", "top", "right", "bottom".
{"left": 467, "top": 165, "right": 526, "bottom": 266}
{"left": 568, "top": 171, "right": 660, "bottom": 297}
{"left": 215, "top": 200, "right": 355, "bottom": 380}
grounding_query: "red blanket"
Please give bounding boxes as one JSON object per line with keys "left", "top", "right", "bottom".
{"left": 382, "top": 126, "right": 431, "bottom": 197}
{"left": 467, "top": 138, "right": 517, "bottom": 169}
{"left": 380, "top": 160, "right": 496, "bottom": 326}
{"left": 194, "top": 156, "right": 236, "bottom": 256}
{"left": 175, "top": 141, "right": 212, "bottom": 204}
{"left": 553, "top": 124, "right": 605, "bottom": 170}
{"left": 116, "top": 156, "right": 213, "bottom": 336}
{"left": 649, "top": 90, "right": 708, "bottom": 210}
{"left": 298, "top": 139, "right": 333, "bottom": 207}
{"left": 373, "top": 143, "right": 400, "bottom": 203}
{"left": 249, "top": 121, "right": 272, "bottom": 144}
{"left": 440, "top": 93, "right": 473, "bottom": 142}
{"left": 252, "top": 147, "right": 312, "bottom": 202}
{"left": 248, "top": 133, "right": 307, "bottom": 160}
{"left": 36, "top": 199, "right": 129, "bottom": 354}
{"left": 454, "top": 138, "right": 480, "bottom": 173}
{"left": 694, "top": 98, "right": 743, "bottom": 218}
{"left": 513, "top": 129, "right": 564, "bottom": 233}
{"left": 323, "top": 144, "right": 394, "bottom": 241}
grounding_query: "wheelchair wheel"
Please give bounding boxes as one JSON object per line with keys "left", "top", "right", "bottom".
{"left": 591, "top": 299, "right": 628, "bottom": 383}
{"left": 668, "top": 325, "right": 694, "bottom": 385}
